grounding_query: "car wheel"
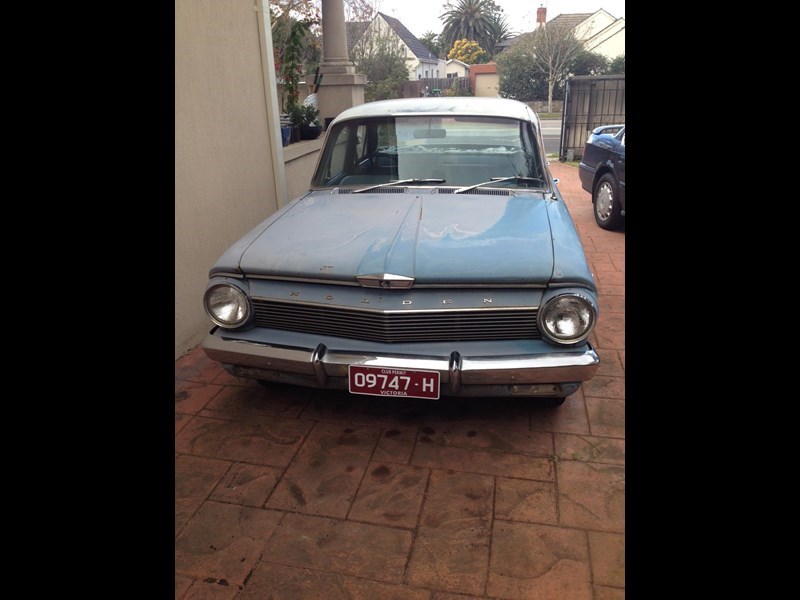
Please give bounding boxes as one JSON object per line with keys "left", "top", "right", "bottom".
{"left": 593, "top": 173, "right": 623, "bottom": 230}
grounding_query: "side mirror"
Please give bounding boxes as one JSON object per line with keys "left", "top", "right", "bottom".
{"left": 553, "top": 178, "right": 560, "bottom": 184}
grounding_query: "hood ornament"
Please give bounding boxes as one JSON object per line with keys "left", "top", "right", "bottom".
{"left": 356, "top": 273, "right": 415, "bottom": 289}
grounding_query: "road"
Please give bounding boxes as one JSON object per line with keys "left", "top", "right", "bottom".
{"left": 540, "top": 119, "right": 562, "bottom": 156}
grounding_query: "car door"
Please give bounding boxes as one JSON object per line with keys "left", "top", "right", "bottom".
{"left": 616, "top": 129, "right": 625, "bottom": 208}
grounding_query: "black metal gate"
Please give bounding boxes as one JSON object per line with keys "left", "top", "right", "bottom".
{"left": 560, "top": 75, "right": 625, "bottom": 161}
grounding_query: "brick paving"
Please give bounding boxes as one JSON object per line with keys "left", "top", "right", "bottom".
{"left": 175, "top": 161, "right": 625, "bottom": 599}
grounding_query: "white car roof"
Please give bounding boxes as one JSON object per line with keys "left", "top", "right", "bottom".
{"left": 333, "top": 97, "right": 538, "bottom": 125}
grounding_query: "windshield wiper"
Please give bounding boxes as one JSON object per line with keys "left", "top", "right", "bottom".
{"left": 453, "top": 176, "right": 545, "bottom": 194}
{"left": 352, "top": 178, "right": 446, "bottom": 193}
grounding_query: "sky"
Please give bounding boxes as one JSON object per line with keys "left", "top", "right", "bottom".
{"left": 371, "top": 0, "right": 626, "bottom": 39}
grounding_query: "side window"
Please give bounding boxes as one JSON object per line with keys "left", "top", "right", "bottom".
{"left": 325, "top": 127, "right": 351, "bottom": 180}
{"left": 313, "top": 123, "right": 359, "bottom": 185}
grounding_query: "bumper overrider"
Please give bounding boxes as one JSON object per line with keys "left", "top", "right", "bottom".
{"left": 202, "top": 327, "right": 600, "bottom": 398}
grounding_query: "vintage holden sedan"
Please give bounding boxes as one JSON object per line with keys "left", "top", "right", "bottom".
{"left": 202, "top": 97, "right": 599, "bottom": 405}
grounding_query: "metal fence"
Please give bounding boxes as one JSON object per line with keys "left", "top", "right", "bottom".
{"left": 560, "top": 75, "right": 625, "bottom": 160}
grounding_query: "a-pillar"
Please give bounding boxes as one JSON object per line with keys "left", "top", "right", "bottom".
{"left": 317, "top": 0, "right": 366, "bottom": 127}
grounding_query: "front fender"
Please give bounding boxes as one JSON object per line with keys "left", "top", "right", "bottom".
{"left": 593, "top": 162, "right": 618, "bottom": 190}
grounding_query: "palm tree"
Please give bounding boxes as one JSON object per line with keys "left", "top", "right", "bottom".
{"left": 440, "top": 0, "right": 505, "bottom": 58}
{"left": 487, "top": 12, "right": 513, "bottom": 53}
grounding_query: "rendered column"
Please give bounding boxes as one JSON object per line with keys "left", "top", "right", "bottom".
{"left": 318, "top": 0, "right": 366, "bottom": 126}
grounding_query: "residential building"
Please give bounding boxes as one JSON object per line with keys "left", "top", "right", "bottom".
{"left": 551, "top": 9, "right": 624, "bottom": 59}
{"left": 355, "top": 12, "right": 445, "bottom": 80}
{"left": 445, "top": 59, "right": 470, "bottom": 79}
{"left": 497, "top": 9, "right": 625, "bottom": 60}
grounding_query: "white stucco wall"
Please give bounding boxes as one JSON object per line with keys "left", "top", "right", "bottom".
{"left": 175, "top": 0, "right": 281, "bottom": 359}
{"left": 573, "top": 11, "right": 616, "bottom": 41}
{"left": 413, "top": 61, "right": 443, "bottom": 79}
{"left": 445, "top": 61, "right": 469, "bottom": 78}
{"left": 585, "top": 21, "right": 625, "bottom": 59}
{"left": 283, "top": 138, "right": 324, "bottom": 200}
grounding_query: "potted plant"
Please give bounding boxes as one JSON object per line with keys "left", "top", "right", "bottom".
{"left": 286, "top": 104, "right": 303, "bottom": 142}
{"left": 288, "top": 103, "right": 322, "bottom": 140}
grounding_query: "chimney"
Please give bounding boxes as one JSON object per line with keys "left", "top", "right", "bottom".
{"left": 536, "top": 5, "right": 546, "bottom": 27}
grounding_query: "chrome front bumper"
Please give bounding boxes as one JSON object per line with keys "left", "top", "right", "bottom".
{"left": 202, "top": 329, "right": 600, "bottom": 398}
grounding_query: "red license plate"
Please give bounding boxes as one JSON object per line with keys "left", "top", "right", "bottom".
{"left": 348, "top": 365, "right": 440, "bottom": 399}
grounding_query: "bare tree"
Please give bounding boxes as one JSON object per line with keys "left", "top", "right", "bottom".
{"left": 270, "top": 1, "right": 321, "bottom": 31}
{"left": 343, "top": 0, "right": 379, "bottom": 58}
{"left": 271, "top": 1, "right": 377, "bottom": 61}
{"left": 270, "top": 0, "right": 375, "bottom": 26}
{"left": 350, "top": 15, "right": 404, "bottom": 65}
{"left": 343, "top": 0, "right": 377, "bottom": 23}
{"left": 513, "top": 22, "right": 585, "bottom": 112}
{"left": 351, "top": 24, "right": 408, "bottom": 101}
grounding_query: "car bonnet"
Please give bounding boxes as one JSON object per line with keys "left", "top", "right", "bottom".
{"left": 236, "top": 190, "right": 556, "bottom": 286}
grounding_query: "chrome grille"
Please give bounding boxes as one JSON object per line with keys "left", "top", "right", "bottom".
{"left": 252, "top": 300, "right": 540, "bottom": 343}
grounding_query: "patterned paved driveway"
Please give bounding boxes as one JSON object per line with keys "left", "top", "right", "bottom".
{"left": 175, "top": 160, "right": 625, "bottom": 599}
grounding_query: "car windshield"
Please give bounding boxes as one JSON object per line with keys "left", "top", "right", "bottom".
{"left": 311, "top": 115, "right": 546, "bottom": 190}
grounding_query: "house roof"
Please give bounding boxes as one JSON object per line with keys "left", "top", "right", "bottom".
{"left": 546, "top": 13, "right": 593, "bottom": 31}
{"left": 377, "top": 12, "right": 439, "bottom": 62}
{"left": 496, "top": 34, "right": 521, "bottom": 50}
{"left": 446, "top": 59, "right": 470, "bottom": 68}
{"left": 496, "top": 29, "right": 539, "bottom": 51}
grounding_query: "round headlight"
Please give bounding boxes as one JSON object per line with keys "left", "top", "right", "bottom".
{"left": 204, "top": 284, "right": 250, "bottom": 328}
{"left": 540, "top": 294, "right": 595, "bottom": 344}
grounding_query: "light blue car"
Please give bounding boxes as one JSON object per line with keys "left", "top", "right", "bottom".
{"left": 202, "top": 98, "right": 599, "bottom": 406}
